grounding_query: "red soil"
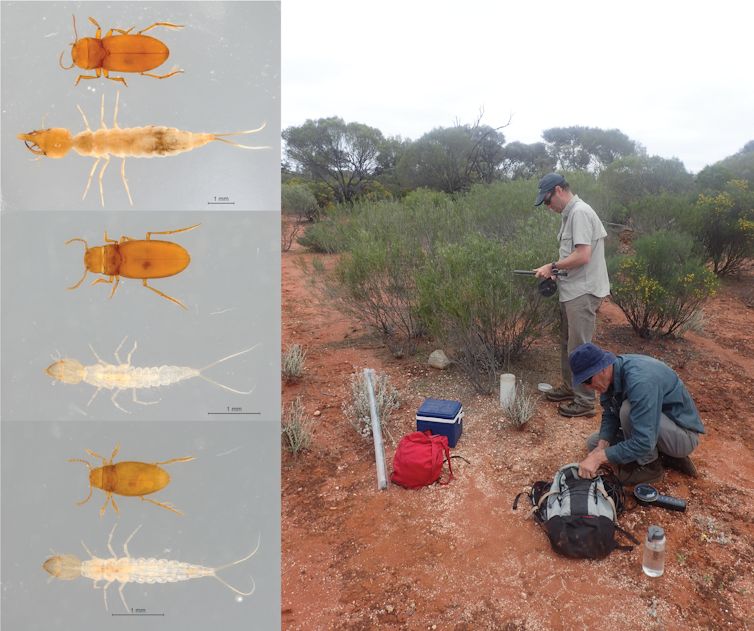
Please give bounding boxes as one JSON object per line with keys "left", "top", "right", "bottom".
{"left": 282, "top": 233, "right": 754, "bottom": 631}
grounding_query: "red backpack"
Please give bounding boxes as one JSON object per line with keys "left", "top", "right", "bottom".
{"left": 391, "top": 430, "right": 453, "bottom": 489}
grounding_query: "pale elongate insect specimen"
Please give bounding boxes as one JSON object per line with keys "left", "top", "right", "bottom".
{"left": 44, "top": 524, "right": 259, "bottom": 612}
{"left": 44, "top": 337, "right": 259, "bottom": 413}
{"left": 18, "top": 91, "right": 268, "bottom": 207}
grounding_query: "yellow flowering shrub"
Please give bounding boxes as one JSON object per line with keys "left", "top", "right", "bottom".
{"left": 609, "top": 230, "right": 720, "bottom": 337}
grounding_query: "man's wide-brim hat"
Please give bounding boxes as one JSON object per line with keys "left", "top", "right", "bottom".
{"left": 569, "top": 343, "right": 616, "bottom": 387}
{"left": 534, "top": 173, "right": 565, "bottom": 206}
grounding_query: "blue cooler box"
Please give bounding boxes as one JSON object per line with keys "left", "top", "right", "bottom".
{"left": 416, "top": 398, "right": 463, "bottom": 447}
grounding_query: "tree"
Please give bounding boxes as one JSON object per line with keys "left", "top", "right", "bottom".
{"left": 600, "top": 154, "right": 693, "bottom": 207}
{"left": 735, "top": 140, "right": 754, "bottom": 157}
{"left": 396, "top": 111, "right": 510, "bottom": 193}
{"left": 499, "top": 141, "right": 556, "bottom": 179}
{"left": 282, "top": 117, "right": 389, "bottom": 204}
{"left": 542, "top": 126, "right": 637, "bottom": 173}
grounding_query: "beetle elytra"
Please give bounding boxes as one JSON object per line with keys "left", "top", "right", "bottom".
{"left": 68, "top": 441, "right": 194, "bottom": 517}
{"left": 44, "top": 523, "right": 258, "bottom": 612}
{"left": 17, "top": 91, "right": 268, "bottom": 207}
{"left": 60, "top": 14, "right": 184, "bottom": 87}
{"left": 66, "top": 222, "right": 200, "bottom": 310}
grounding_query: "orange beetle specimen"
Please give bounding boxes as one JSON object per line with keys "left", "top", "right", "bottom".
{"left": 60, "top": 14, "right": 184, "bottom": 87}
{"left": 66, "top": 222, "right": 200, "bottom": 310}
{"left": 69, "top": 441, "right": 194, "bottom": 517}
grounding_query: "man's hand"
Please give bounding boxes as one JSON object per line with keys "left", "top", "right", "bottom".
{"left": 578, "top": 444, "right": 609, "bottom": 479}
{"left": 534, "top": 263, "right": 555, "bottom": 279}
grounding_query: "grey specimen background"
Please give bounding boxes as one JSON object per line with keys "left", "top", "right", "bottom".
{"left": 1, "top": 211, "right": 281, "bottom": 420}
{"left": 2, "top": 1, "right": 281, "bottom": 210}
{"left": 1, "top": 420, "right": 280, "bottom": 630}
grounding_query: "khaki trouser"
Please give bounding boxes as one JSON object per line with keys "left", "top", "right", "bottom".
{"left": 586, "top": 400, "right": 700, "bottom": 465}
{"left": 559, "top": 294, "right": 602, "bottom": 408}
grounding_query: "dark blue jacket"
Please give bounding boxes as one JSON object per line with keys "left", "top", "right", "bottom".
{"left": 601, "top": 355, "right": 706, "bottom": 465}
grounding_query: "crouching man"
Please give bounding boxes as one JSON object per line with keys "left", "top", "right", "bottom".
{"left": 570, "top": 343, "right": 706, "bottom": 486}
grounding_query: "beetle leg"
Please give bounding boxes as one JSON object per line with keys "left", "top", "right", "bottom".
{"left": 110, "top": 391, "right": 130, "bottom": 414}
{"left": 89, "top": 343, "right": 107, "bottom": 365}
{"left": 82, "top": 156, "right": 101, "bottom": 201}
{"left": 88, "top": 17, "right": 102, "bottom": 38}
{"left": 120, "top": 158, "right": 133, "bottom": 207}
{"left": 97, "top": 153, "right": 110, "bottom": 208}
{"left": 90, "top": 275, "right": 119, "bottom": 300}
{"left": 110, "top": 494, "right": 120, "bottom": 516}
{"left": 139, "top": 67, "right": 185, "bottom": 81}
{"left": 103, "top": 230, "right": 118, "bottom": 245}
{"left": 118, "top": 583, "right": 130, "bottom": 614}
{"left": 109, "top": 440, "right": 122, "bottom": 463}
{"left": 132, "top": 388, "right": 159, "bottom": 407}
{"left": 122, "top": 525, "right": 141, "bottom": 559}
{"left": 80, "top": 539, "right": 95, "bottom": 560}
{"left": 139, "top": 496, "right": 185, "bottom": 516}
{"left": 107, "top": 524, "right": 118, "bottom": 557}
{"left": 74, "top": 69, "right": 100, "bottom": 87}
{"left": 85, "top": 448, "right": 110, "bottom": 464}
{"left": 141, "top": 279, "right": 189, "bottom": 311}
{"left": 102, "top": 580, "right": 113, "bottom": 612}
{"left": 151, "top": 456, "right": 195, "bottom": 466}
{"left": 146, "top": 223, "right": 202, "bottom": 240}
{"left": 87, "top": 386, "right": 102, "bottom": 407}
{"left": 136, "top": 22, "right": 185, "bottom": 34}
{"left": 101, "top": 69, "right": 129, "bottom": 88}
{"left": 112, "top": 337, "right": 130, "bottom": 365}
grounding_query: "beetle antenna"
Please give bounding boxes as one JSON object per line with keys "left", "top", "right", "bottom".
{"left": 60, "top": 47, "right": 75, "bottom": 70}
{"left": 67, "top": 460, "right": 93, "bottom": 506}
{"left": 64, "top": 238, "right": 89, "bottom": 289}
{"left": 60, "top": 14, "right": 78, "bottom": 70}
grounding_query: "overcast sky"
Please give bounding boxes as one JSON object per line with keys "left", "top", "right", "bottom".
{"left": 282, "top": 0, "right": 753, "bottom": 174}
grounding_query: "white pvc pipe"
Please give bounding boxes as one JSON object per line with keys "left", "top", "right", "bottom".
{"left": 500, "top": 373, "right": 516, "bottom": 407}
{"left": 364, "top": 368, "right": 388, "bottom": 490}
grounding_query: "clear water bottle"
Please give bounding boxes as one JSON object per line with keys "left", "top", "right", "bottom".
{"left": 642, "top": 525, "right": 666, "bottom": 577}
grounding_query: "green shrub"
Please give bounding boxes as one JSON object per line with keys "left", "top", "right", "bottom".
{"left": 692, "top": 180, "right": 754, "bottom": 277}
{"left": 609, "top": 230, "right": 720, "bottom": 338}
{"left": 622, "top": 192, "right": 696, "bottom": 235}
{"left": 282, "top": 183, "right": 319, "bottom": 221}
{"left": 296, "top": 204, "right": 355, "bottom": 253}
{"left": 416, "top": 230, "right": 559, "bottom": 394}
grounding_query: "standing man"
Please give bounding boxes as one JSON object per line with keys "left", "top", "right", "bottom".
{"left": 533, "top": 173, "right": 610, "bottom": 418}
{"left": 569, "top": 343, "right": 706, "bottom": 486}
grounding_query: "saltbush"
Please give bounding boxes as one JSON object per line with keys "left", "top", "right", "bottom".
{"left": 609, "top": 230, "right": 720, "bottom": 338}
{"left": 342, "top": 370, "right": 400, "bottom": 442}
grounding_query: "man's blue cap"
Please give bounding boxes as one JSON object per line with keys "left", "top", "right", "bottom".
{"left": 569, "top": 343, "right": 616, "bottom": 387}
{"left": 534, "top": 173, "right": 565, "bottom": 206}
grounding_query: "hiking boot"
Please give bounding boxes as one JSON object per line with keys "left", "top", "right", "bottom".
{"left": 557, "top": 401, "right": 597, "bottom": 418}
{"left": 661, "top": 454, "right": 699, "bottom": 478}
{"left": 616, "top": 458, "right": 664, "bottom": 487}
{"left": 546, "top": 386, "right": 575, "bottom": 402}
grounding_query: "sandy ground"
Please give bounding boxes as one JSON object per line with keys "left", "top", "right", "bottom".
{"left": 281, "top": 227, "right": 754, "bottom": 631}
